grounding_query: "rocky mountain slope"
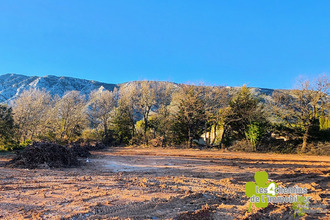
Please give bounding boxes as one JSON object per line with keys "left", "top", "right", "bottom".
{"left": 0, "top": 73, "right": 275, "bottom": 103}
{"left": 0, "top": 74, "right": 117, "bottom": 103}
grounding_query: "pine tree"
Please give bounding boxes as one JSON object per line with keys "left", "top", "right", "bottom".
{"left": 173, "top": 85, "right": 206, "bottom": 147}
{"left": 228, "top": 85, "right": 265, "bottom": 140}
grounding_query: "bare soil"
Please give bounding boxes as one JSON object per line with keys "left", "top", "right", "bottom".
{"left": 0, "top": 147, "right": 329, "bottom": 219}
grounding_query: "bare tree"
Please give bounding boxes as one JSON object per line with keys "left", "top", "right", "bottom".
{"left": 11, "top": 88, "right": 52, "bottom": 142}
{"left": 50, "top": 91, "right": 87, "bottom": 142}
{"left": 135, "top": 81, "right": 157, "bottom": 145}
{"left": 88, "top": 88, "right": 118, "bottom": 142}
{"left": 272, "top": 74, "right": 329, "bottom": 152}
{"left": 153, "top": 82, "right": 174, "bottom": 146}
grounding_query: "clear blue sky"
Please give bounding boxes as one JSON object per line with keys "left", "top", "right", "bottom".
{"left": 0, "top": 0, "right": 329, "bottom": 89}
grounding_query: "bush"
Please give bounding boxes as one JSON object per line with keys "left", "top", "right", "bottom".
{"left": 229, "top": 140, "right": 254, "bottom": 152}
{"left": 20, "top": 139, "right": 32, "bottom": 148}
{"left": 0, "top": 140, "right": 21, "bottom": 152}
{"left": 149, "top": 137, "right": 164, "bottom": 147}
{"left": 259, "top": 139, "right": 298, "bottom": 154}
{"left": 129, "top": 135, "right": 143, "bottom": 146}
{"left": 38, "top": 131, "right": 57, "bottom": 142}
{"left": 305, "top": 142, "right": 330, "bottom": 156}
{"left": 81, "top": 129, "right": 102, "bottom": 143}
{"left": 245, "top": 122, "right": 265, "bottom": 149}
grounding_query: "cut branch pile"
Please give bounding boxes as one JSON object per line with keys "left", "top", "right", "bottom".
{"left": 69, "top": 143, "right": 91, "bottom": 158}
{"left": 6, "top": 142, "right": 81, "bottom": 169}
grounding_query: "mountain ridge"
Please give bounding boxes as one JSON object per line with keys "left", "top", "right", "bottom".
{"left": 0, "top": 73, "right": 117, "bottom": 103}
{"left": 0, "top": 73, "right": 276, "bottom": 103}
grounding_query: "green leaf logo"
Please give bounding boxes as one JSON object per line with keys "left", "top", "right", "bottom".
{"left": 245, "top": 171, "right": 277, "bottom": 212}
{"left": 292, "top": 196, "right": 309, "bottom": 217}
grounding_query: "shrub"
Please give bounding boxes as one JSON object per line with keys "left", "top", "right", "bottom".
{"left": 259, "top": 139, "right": 299, "bottom": 154}
{"left": 20, "top": 139, "right": 32, "bottom": 148}
{"left": 81, "top": 129, "right": 102, "bottom": 142}
{"left": 149, "top": 137, "right": 164, "bottom": 147}
{"left": 305, "top": 142, "right": 330, "bottom": 156}
{"left": 229, "top": 140, "right": 254, "bottom": 152}
{"left": 130, "top": 135, "right": 143, "bottom": 146}
{"left": 245, "top": 122, "right": 265, "bottom": 149}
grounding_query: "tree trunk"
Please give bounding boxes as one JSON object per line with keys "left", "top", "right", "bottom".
{"left": 144, "top": 117, "right": 148, "bottom": 145}
{"left": 211, "top": 124, "right": 217, "bottom": 146}
{"left": 188, "top": 128, "right": 192, "bottom": 148}
{"left": 220, "top": 125, "right": 227, "bottom": 149}
{"left": 204, "top": 122, "right": 208, "bottom": 147}
{"left": 103, "top": 123, "right": 108, "bottom": 143}
{"left": 132, "top": 120, "right": 135, "bottom": 138}
{"left": 162, "top": 132, "right": 166, "bottom": 147}
{"left": 301, "top": 126, "right": 309, "bottom": 153}
{"left": 189, "top": 137, "right": 193, "bottom": 148}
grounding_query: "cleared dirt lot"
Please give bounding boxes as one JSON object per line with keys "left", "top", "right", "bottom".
{"left": 0, "top": 147, "right": 329, "bottom": 219}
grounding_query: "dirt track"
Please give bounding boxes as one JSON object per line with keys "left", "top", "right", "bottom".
{"left": 0, "top": 147, "right": 329, "bottom": 219}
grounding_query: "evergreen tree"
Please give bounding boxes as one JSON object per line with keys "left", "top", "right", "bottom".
{"left": 0, "top": 104, "right": 15, "bottom": 150}
{"left": 218, "top": 85, "right": 266, "bottom": 147}
{"left": 228, "top": 85, "right": 265, "bottom": 140}
{"left": 173, "top": 85, "right": 206, "bottom": 147}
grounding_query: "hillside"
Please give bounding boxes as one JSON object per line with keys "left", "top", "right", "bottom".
{"left": 0, "top": 74, "right": 117, "bottom": 103}
{"left": 0, "top": 73, "right": 277, "bottom": 103}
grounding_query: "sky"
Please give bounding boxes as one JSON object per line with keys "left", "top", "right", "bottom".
{"left": 0, "top": 0, "right": 329, "bottom": 89}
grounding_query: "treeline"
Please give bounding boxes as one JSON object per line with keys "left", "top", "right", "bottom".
{"left": 0, "top": 75, "right": 329, "bottom": 154}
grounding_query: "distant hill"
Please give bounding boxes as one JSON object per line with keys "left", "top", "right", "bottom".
{"left": 0, "top": 73, "right": 276, "bottom": 103}
{"left": 0, "top": 73, "right": 117, "bottom": 103}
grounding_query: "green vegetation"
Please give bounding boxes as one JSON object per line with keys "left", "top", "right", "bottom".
{"left": 1, "top": 75, "right": 329, "bottom": 155}
{"left": 0, "top": 104, "right": 16, "bottom": 151}
{"left": 172, "top": 85, "right": 206, "bottom": 147}
{"left": 245, "top": 122, "right": 266, "bottom": 151}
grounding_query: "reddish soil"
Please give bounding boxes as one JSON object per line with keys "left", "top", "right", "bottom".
{"left": 0, "top": 147, "right": 329, "bottom": 219}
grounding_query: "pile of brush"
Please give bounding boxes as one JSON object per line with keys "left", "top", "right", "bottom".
{"left": 6, "top": 142, "right": 91, "bottom": 169}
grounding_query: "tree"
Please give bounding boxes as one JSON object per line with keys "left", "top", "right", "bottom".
{"left": 203, "top": 86, "right": 231, "bottom": 146}
{"left": 272, "top": 75, "right": 330, "bottom": 152}
{"left": 172, "top": 85, "right": 206, "bottom": 147}
{"left": 88, "top": 88, "right": 118, "bottom": 143}
{"left": 113, "top": 84, "right": 139, "bottom": 144}
{"left": 0, "top": 104, "right": 15, "bottom": 150}
{"left": 50, "top": 91, "right": 87, "bottom": 142}
{"left": 219, "top": 85, "right": 265, "bottom": 148}
{"left": 11, "top": 88, "right": 52, "bottom": 142}
{"left": 150, "top": 82, "right": 174, "bottom": 146}
{"left": 135, "top": 81, "right": 157, "bottom": 145}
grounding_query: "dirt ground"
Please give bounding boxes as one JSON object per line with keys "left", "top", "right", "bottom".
{"left": 0, "top": 147, "right": 329, "bottom": 220}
